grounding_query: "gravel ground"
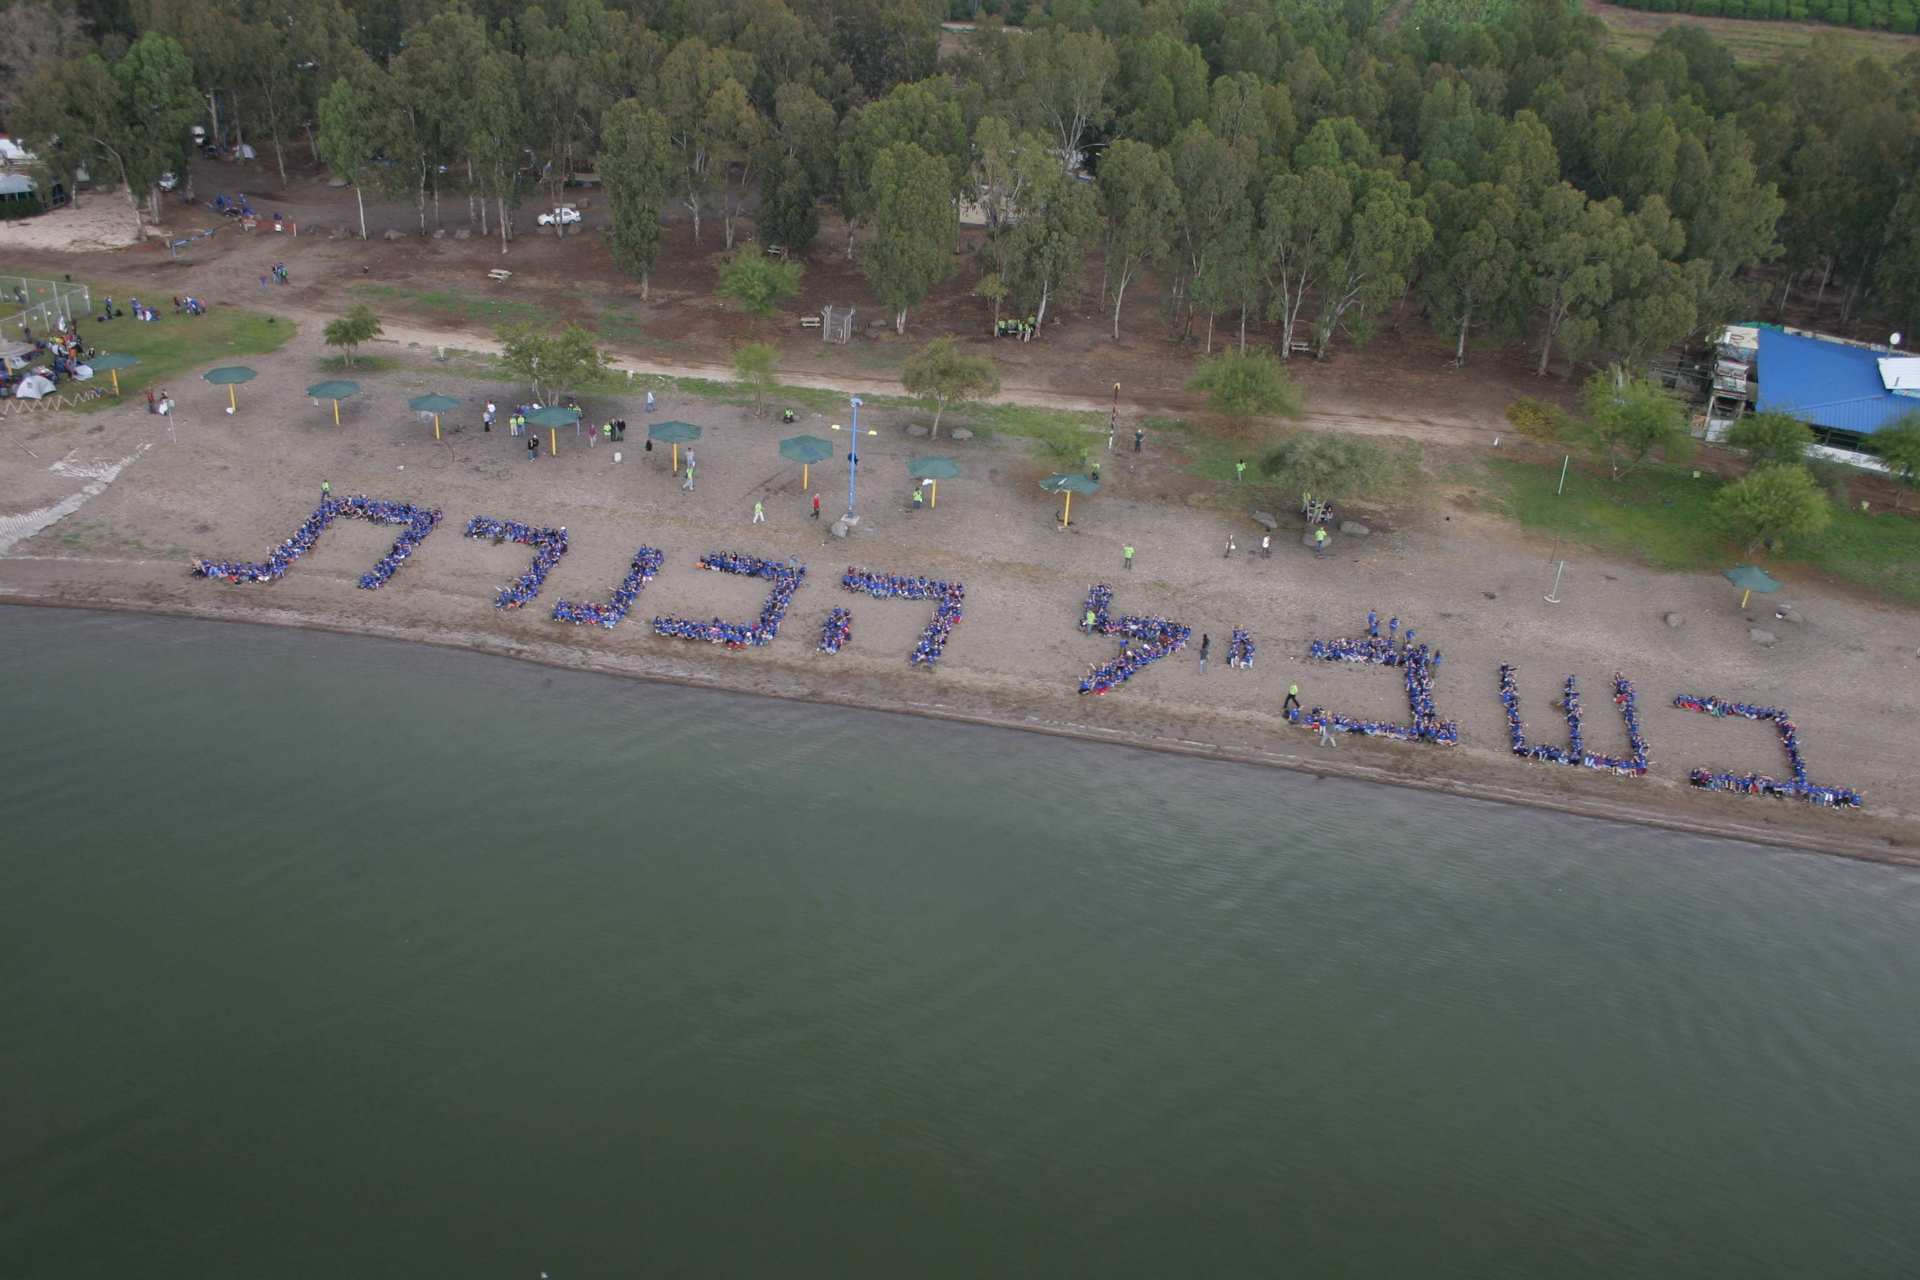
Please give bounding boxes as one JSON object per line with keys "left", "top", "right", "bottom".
{"left": 2, "top": 324, "right": 1915, "bottom": 864}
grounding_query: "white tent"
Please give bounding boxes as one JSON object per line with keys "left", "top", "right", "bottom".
{"left": 14, "top": 374, "right": 55, "bottom": 399}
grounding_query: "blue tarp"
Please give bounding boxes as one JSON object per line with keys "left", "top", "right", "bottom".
{"left": 1754, "top": 327, "right": 1912, "bottom": 436}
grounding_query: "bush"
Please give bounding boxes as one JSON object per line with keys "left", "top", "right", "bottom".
{"left": 1259, "top": 431, "right": 1419, "bottom": 505}
{"left": 1714, "top": 464, "right": 1833, "bottom": 554}
{"left": 1505, "top": 398, "right": 1571, "bottom": 443}
{"left": 1724, "top": 411, "right": 1814, "bottom": 470}
{"left": 716, "top": 247, "right": 803, "bottom": 317}
{"left": 1187, "top": 351, "right": 1304, "bottom": 423}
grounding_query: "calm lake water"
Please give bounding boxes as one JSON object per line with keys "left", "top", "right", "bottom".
{"left": 3, "top": 606, "right": 1918, "bottom": 1279}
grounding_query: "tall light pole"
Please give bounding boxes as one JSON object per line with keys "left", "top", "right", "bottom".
{"left": 846, "top": 395, "right": 863, "bottom": 519}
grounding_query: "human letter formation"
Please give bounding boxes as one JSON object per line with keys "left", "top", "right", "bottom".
{"left": 818, "top": 606, "right": 852, "bottom": 654}
{"left": 840, "top": 568, "right": 966, "bottom": 666}
{"left": 1673, "top": 694, "right": 1863, "bottom": 809}
{"left": 1289, "top": 618, "right": 1457, "bottom": 744}
{"left": 652, "top": 552, "right": 806, "bottom": 648}
{"left": 1498, "top": 668, "right": 1649, "bottom": 776}
{"left": 464, "top": 516, "right": 569, "bottom": 610}
{"left": 1078, "top": 583, "right": 1192, "bottom": 695}
{"left": 553, "top": 546, "right": 665, "bottom": 629}
{"left": 191, "top": 496, "right": 441, "bottom": 589}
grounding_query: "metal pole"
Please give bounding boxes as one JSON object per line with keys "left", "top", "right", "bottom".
{"left": 1556, "top": 453, "right": 1570, "bottom": 496}
{"left": 846, "top": 395, "right": 862, "bottom": 519}
{"left": 1544, "top": 560, "right": 1565, "bottom": 604}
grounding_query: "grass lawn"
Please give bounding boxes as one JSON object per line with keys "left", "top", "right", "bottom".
{"left": 3, "top": 267, "right": 298, "bottom": 409}
{"left": 1491, "top": 457, "right": 1920, "bottom": 602}
{"left": 346, "top": 282, "right": 546, "bottom": 330}
{"left": 1589, "top": 1, "right": 1920, "bottom": 62}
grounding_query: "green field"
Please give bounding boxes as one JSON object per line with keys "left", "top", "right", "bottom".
{"left": 1589, "top": 0, "right": 1920, "bottom": 62}
{"left": 346, "top": 282, "right": 546, "bottom": 330}
{"left": 1491, "top": 457, "right": 1920, "bottom": 601}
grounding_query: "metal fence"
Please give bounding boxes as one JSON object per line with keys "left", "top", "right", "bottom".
{"left": 1, "top": 275, "right": 91, "bottom": 336}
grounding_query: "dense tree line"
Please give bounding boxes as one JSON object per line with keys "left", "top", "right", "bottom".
{"left": 9, "top": 0, "right": 1920, "bottom": 372}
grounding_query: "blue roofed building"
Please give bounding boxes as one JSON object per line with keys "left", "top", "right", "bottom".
{"left": 1733, "top": 325, "right": 1919, "bottom": 451}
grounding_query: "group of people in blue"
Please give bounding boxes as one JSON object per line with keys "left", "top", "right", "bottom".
{"left": 552, "top": 546, "right": 664, "bottom": 628}
{"left": 653, "top": 552, "right": 805, "bottom": 648}
{"left": 1673, "top": 695, "right": 1863, "bottom": 808}
{"left": 819, "top": 607, "right": 852, "bottom": 654}
{"left": 1078, "top": 583, "right": 1192, "bottom": 695}
{"left": 1498, "top": 668, "right": 1649, "bottom": 776}
{"left": 465, "top": 517, "right": 569, "bottom": 610}
{"left": 840, "top": 569, "right": 966, "bottom": 666}
{"left": 1290, "top": 611, "right": 1457, "bottom": 744}
{"left": 192, "top": 496, "right": 441, "bottom": 589}
{"left": 1227, "top": 628, "right": 1255, "bottom": 669}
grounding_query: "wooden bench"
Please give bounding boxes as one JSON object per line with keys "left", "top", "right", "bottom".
{"left": 486, "top": 268, "right": 513, "bottom": 283}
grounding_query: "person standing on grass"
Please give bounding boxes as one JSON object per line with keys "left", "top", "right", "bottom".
{"left": 1283, "top": 684, "right": 1300, "bottom": 714}
{"left": 1235, "top": 459, "right": 1246, "bottom": 484}
{"left": 753, "top": 501, "right": 765, "bottom": 524}
{"left": 811, "top": 494, "right": 821, "bottom": 521}
{"left": 1123, "top": 544, "right": 1134, "bottom": 571}
{"left": 1199, "top": 633, "right": 1210, "bottom": 674}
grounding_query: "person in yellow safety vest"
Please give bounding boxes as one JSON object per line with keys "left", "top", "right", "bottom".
{"left": 911, "top": 485, "right": 924, "bottom": 511}
{"left": 1314, "top": 527, "right": 1329, "bottom": 558}
{"left": 602, "top": 421, "right": 613, "bottom": 441}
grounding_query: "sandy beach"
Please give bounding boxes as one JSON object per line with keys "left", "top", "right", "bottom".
{"left": 1, "top": 317, "right": 1913, "bottom": 867}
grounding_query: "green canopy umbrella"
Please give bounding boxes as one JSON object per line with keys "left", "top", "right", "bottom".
{"left": 408, "top": 392, "right": 461, "bottom": 440}
{"left": 1040, "top": 472, "right": 1100, "bottom": 526}
{"left": 88, "top": 351, "right": 138, "bottom": 396}
{"left": 306, "top": 379, "right": 361, "bottom": 426}
{"left": 649, "top": 419, "right": 702, "bottom": 473}
{"left": 779, "top": 434, "right": 833, "bottom": 489}
{"left": 1724, "top": 564, "right": 1781, "bottom": 610}
{"left": 908, "top": 455, "right": 961, "bottom": 508}
{"left": 203, "top": 365, "right": 257, "bottom": 413}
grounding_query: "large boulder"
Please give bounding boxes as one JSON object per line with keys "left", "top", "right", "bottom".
{"left": 453, "top": 228, "right": 471, "bottom": 241}
{"left": 1664, "top": 612, "right": 1684, "bottom": 629}
{"left": 1250, "top": 510, "right": 1279, "bottom": 530}
{"left": 830, "top": 519, "right": 851, "bottom": 539}
{"left": 1339, "top": 520, "right": 1371, "bottom": 537}
{"left": 383, "top": 228, "right": 404, "bottom": 241}
{"left": 1749, "top": 628, "right": 1778, "bottom": 646}
{"left": 432, "top": 228, "right": 447, "bottom": 240}
{"left": 906, "top": 424, "right": 929, "bottom": 439}
{"left": 949, "top": 427, "right": 973, "bottom": 441}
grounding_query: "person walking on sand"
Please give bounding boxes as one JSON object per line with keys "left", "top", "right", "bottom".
{"left": 911, "top": 485, "right": 924, "bottom": 513}
{"left": 682, "top": 461, "right": 696, "bottom": 490}
{"left": 811, "top": 494, "right": 821, "bottom": 521}
{"left": 484, "top": 401, "right": 496, "bottom": 432}
{"left": 1199, "top": 633, "right": 1210, "bottom": 674}
{"left": 752, "top": 501, "right": 765, "bottom": 524}
{"left": 1123, "top": 544, "right": 1134, "bottom": 571}
{"left": 527, "top": 435, "right": 539, "bottom": 462}
{"left": 1283, "top": 684, "right": 1300, "bottom": 715}
{"left": 645, "top": 389, "right": 656, "bottom": 414}
{"left": 1084, "top": 607, "right": 1097, "bottom": 634}
{"left": 1314, "top": 527, "right": 1328, "bottom": 558}
{"left": 1317, "top": 718, "right": 1337, "bottom": 748}
{"left": 1134, "top": 426, "right": 1144, "bottom": 453}
{"left": 1224, "top": 533, "right": 1236, "bottom": 559}
{"left": 321, "top": 479, "right": 331, "bottom": 503}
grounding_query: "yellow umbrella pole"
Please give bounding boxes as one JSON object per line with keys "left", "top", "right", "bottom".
{"left": 332, "top": 399, "right": 341, "bottom": 426}
{"left": 1741, "top": 588, "right": 1752, "bottom": 609}
{"left": 930, "top": 480, "right": 937, "bottom": 509}
{"left": 672, "top": 442, "right": 679, "bottom": 473}
{"left": 549, "top": 428, "right": 557, "bottom": 457}
{"left": 802, "top": 462, "right": 809, "bottom": 490}
{"left": 109, "top": 369, "right": 120, "bottom": 395}
{"left": 228, "top": 385, "right": 236, "bottom": 412}
{"left": 433, "top": 413, "right": 442, "bottom": 440}
{"left": 1062, "top": 491, "right": 1072, "bottom": 526}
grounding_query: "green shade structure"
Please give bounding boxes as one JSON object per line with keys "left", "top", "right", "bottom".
{"left": 523, "top": 404, "right": 582, "bottom": 453}
{"left": 1724, "top": 564, "right": 1781, "bottom": 609}
{"left": 306, "top": 379, "right": 361, "bottom": 426}
{"left": 779, "top": 434, "right": 833, "bottom": 489}
{"left": 88, "top": 352, "right": 138, "bottom": 396}
{"left": 908, "top": 455, "right": 961, "bottom": 508}
{"left": 409, "top": 393, "right": 461, "bottom": 440}
{"left": 1040, "top": 472, "right": 1100, "bottom": 526}
{"left": 203, "top": 364, "right": 256, "bottom": 413}
{"left": 649, "top": 419, "right": 703, "bottom": 473}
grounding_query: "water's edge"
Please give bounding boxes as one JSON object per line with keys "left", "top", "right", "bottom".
{"left": 6, "top": 591, "right": 1910, "bottom": 869}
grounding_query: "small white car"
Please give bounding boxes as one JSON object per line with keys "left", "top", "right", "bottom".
{"left": 536, "top": 205, "right": 581, "bottom": 227}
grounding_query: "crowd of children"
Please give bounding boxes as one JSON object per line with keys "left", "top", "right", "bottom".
{"left": 840, "top": 569, "right": 966, "bottom": 666}
{"left": 1498, "top": 668, "right": 1649, "bottom": 776}
{"left": 552, "top": 546, "right": 664, "bottom": 628}
{"left": 1290, "top": 612, "right": 1457, "bottom": 744}
{"left": 1077, "top": 583, "right": 1192, "bottom": 695}
{"left": 818, "top": 606, "right": 852, "bottom": 654}
{"left": 464, "top": 517, "right": 569, "bottom": 610}
{"left": 652, "top": 552, "right": 806, "bottom": 648}
{"left": 191, "top": 496, "right": 441, "bottom": 589}
{"left": 1673, "top": 695, "right": 1863, "bottom": 808}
